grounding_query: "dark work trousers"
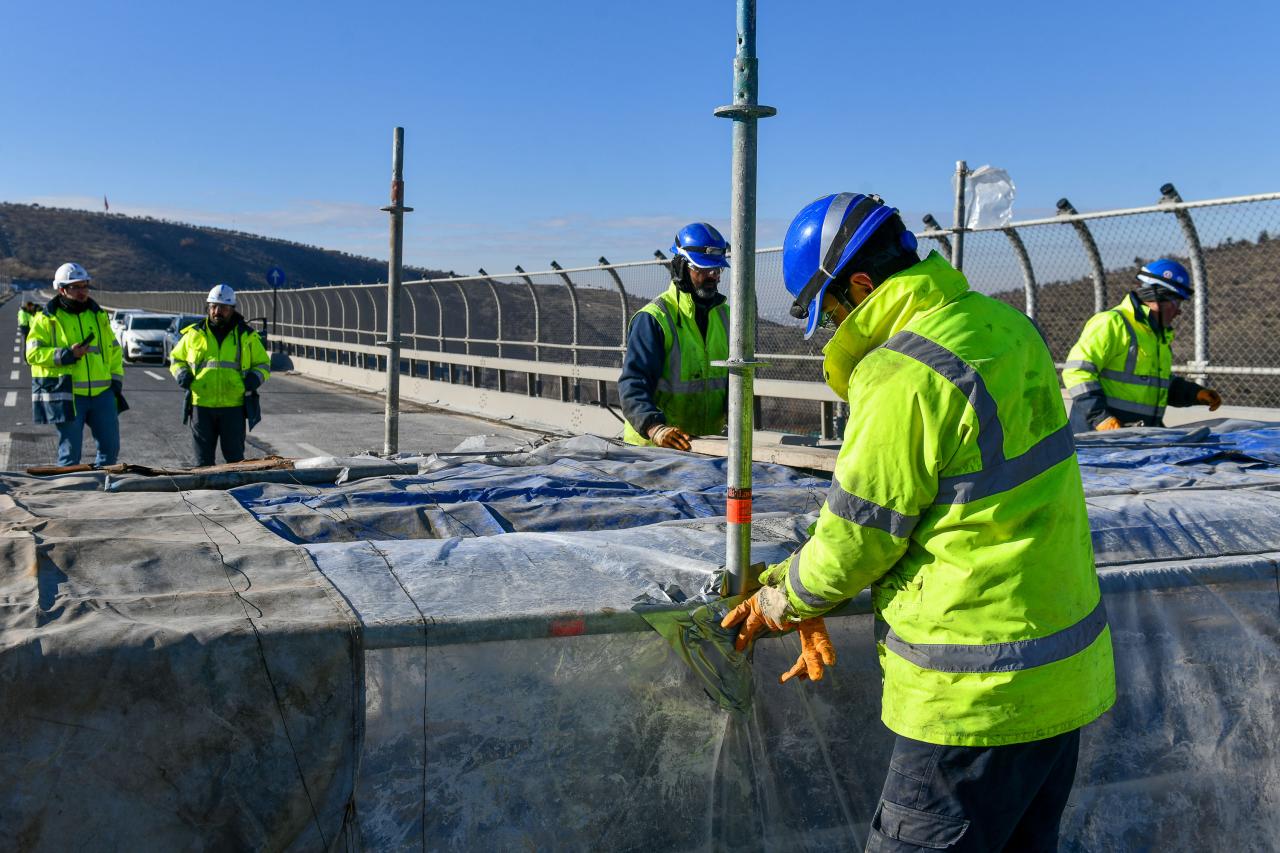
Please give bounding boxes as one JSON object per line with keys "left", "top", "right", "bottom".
{"left": 866, "top": 728, "right": 1080, "bottom": 852}
{"left": 191, "top": 405, "right": 246, "bottom": 466}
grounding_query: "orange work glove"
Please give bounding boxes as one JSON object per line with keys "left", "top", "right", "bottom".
{"left": 720, "top": 586, "right": 791, "bottom": 652}
{"left": 779, "top": 618, "right": 837, "bottom": 683}
{"left": 1197, "top": 388, "right": 1222, "bottom": 411}
{"left": 648, "top": 423, "right": 693, "bottom": 451}
{"left": 1095, "top": 416, "right": 1122, "bottom": 431}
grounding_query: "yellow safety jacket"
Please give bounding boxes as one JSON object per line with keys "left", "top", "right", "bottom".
{"left": 769, "top": 251, "right": 1115, "bottom": 746}
{"left": 25, "top": 298, "right": 123, "bottom": 424}
{"left": 170, "top": 318, "right": 270, "bottom": 408}
{"left": 1061, "top": 293, "right": 1202, "bottom": 430}
{"left": 621, "top": 282, "right": 729, "bottom": 445}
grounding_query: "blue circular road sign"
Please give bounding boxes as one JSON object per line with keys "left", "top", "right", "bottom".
{"left": 266, "top": 267, "right": 286, "bottom": 287}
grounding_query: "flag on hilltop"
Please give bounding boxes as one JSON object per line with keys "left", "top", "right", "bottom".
{"left": 103, "top": 195, "right": 109, "bottom": 212}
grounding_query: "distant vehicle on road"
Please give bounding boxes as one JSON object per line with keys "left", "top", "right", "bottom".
{"left": 110, "top": 308, "right": 144, "bottom": 344}
{"left": 120, "top": 313, "right": 175, "bottom": 363}
{"left": 162, "top": 314, "right": 205, "bottom": 365}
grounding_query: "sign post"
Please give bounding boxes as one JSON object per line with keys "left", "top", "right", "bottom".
{"left": 266, "top": 266, "right": 286, "bottom": 344}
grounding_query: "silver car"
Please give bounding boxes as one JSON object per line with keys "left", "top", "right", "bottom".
{"left": 162, "top": 314, "right": 205, "bottom": 365}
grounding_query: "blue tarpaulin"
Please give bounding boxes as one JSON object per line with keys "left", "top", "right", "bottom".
{"left": 3, "top": 427, "right": 1278, "bottom": 851}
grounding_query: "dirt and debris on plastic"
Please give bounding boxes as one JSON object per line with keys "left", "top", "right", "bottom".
{"left": 1, "top": 428, "right": 1278, "bottom": 851}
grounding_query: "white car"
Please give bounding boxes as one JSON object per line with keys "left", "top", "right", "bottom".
{"left": 120, "top": 313, "right": 175, "bottom": 363}
{"left": 110, "top": 308, "right": 144, "bottom": 345}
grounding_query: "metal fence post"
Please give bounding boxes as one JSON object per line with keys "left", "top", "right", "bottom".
{"left": 1001, "top": 227, "right": 1038, "bottom": 320}
{"left": 952, "top": 161, "right": 968, "bottom": 272}
{"left": 380, "top": 126, "right": 412, "bottom": 454}
{"left": 1160, "top": 183, "right": 1210, "bottom": 382}
{"left": 713, "top": 0, "right": 775, "bottom": 597}
{"left": 597, "top": 256, "right": 632, "bottom": 362}
{"left": 404, "top": 286, "right": 420, "bottom": 374}
{"left": 477, "top": 268, "right": 503, "bottom": 358}
{"left": 550, "top": 261, "right": 580, "bottom": 402}
{"left": 1057, "top": 198, "right": 1108, "bottom": 313}
{"left": 514, "top": 266, "right": 541, "bottom": 396}
{"left": 921, "top": 213, "right": 953, "bottom": 262}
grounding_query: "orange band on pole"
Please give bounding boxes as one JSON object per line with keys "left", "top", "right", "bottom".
{"left": 727, "top": 489, "right": 753, "bottom": 524}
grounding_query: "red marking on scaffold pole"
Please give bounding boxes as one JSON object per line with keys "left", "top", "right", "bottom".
{"left": 726, "top": 488, "right": 753, "bottom": 524}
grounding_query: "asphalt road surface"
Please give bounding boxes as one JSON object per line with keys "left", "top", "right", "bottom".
{"left": 0, "top": 296, "right": 545, "bottom": 471}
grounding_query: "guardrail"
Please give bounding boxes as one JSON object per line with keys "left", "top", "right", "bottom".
{"left": 106, "top": 187, "right": 1280, "bottom": 437}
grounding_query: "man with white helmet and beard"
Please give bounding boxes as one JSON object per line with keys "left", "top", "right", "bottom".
{"left": 25, "top": 262, "right": 126, "bottom": 466}
{"left": 169, "top": 284, "right": 270, "bottom": 466}
{"left": 619, "top": 222, "right": 731, "bottom": 449}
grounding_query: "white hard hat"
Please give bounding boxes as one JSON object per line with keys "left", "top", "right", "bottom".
{"left": 207, "top": 284, "right": 236, "bottom": 306}
{"left": 53, "top": 262, "right": 92, "bottom": 288}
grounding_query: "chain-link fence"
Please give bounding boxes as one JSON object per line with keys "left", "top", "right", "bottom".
{"left": 113, "top": 191, "right": 1280, "bottom": 437}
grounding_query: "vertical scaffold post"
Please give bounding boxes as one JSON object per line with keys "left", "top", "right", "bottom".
{"left": 713, "top": 0, "right": 776, "bottom": 597}
{"left": 380, "top": 127, "right": 413, "bottom": 455}
{"left": 952, "top": 160, "right": 968, "bottom": 272}
{"left": 1160, "top": 182, "right": 1210, "bottom": 382}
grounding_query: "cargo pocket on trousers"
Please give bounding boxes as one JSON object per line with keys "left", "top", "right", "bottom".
{"left": 871, "top": 799, "right": 970, "bottom": 849}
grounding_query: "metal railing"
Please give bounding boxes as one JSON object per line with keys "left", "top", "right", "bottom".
{"left": 110, "top": 187, "right": 1280, "bottom": 437}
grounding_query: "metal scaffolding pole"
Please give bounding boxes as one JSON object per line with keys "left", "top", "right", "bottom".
{"left": 380, "top": 127, "right": 413, "bottom": 454}
{"left": 713, "top": 0, "right": 775, "bottom": 596}
{"left": 952, "top": 161, "right": 968, "bottom": 271}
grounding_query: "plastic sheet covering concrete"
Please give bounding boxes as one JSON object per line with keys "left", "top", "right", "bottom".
{"left": 2, "top": 428, "right": 1279, "bottom": 851}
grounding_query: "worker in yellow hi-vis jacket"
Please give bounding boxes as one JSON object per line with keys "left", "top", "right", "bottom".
{"left": 723, "top": 193, "right": 1115, "bottom": 852}
{"left": 169, "top": 284, "right": 270, "bottom": 467}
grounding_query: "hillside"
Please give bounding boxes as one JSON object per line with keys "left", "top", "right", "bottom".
{"left": 0, "top": 202, "right": 444, "bottom": 292}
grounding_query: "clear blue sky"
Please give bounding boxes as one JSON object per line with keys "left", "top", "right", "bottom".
{"left": 3, "top": 0, "right": 1277, "bottom": 277}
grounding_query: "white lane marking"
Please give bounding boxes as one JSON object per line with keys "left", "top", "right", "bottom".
{"left": 144, "top": 370, "right": 167, "bottom": 381}
{"left": 0, "top": 432, "right": 10, "bottom": 471}
{"left": 9, "top": 370, "right": 18, "bottom": 380}
{"left": 11, "top": 356, "right": 17, "bottom": 364}
{"left": 295, "top": 442, "right": 327, "bottom": 458}
{"left": 3, "top": 391, "right": 15, "bottom": 407}
{"left": 11, "top": 346, "right": 16, "bottom": 352}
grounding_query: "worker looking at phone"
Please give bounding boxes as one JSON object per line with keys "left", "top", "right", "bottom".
{"left": 25, "top": 262, "right": 127, "bottom": 466}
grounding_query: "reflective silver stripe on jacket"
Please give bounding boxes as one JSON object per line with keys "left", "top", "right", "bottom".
{"left": 32, "top": 392, "right": 76, "bottom": 403}
{"left": 884, "top": 332, "right": 1005, "bottom": 471}
{"left": 884, "top": 597, "right": 1108, "bottom": 673}
{"left": 1108, "top": 398, "right": 1167, "bottom": 420}
{"left": 1100, "top": 311, "right": 1172, "bottom": 394}
{"left": 1099, "top": 368, "right": 1169, "bottom": 389}
{"left": 200, "top": 360, "right": 241, "bottom": 370}
{"left": 651, "top": 298, "right": 728, "bottom": 396}
{"left": 1068, "top": 381, "right": 1103, "bottom": 397}
{"left": 936, "top": 425, "right": 1075, "bottom": 504}
{"left": 1063, "top": 359, "right": 1098, "bottom": 374}
{"left": 787, "top": 552, "right": 832, "bottom": 609}
{"left": 826, "top": 479, "right": 919, "bottom": 539}
{"left": 73, "top": 379, "right": 112, "bottom": 390}
{"left": 883, "top": 331, "right": 1076, "bottom": 505}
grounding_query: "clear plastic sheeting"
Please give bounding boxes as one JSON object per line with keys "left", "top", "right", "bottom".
{"left": 957, "top": 164, "right": 1016, "bottom": 228}
{"left": 2, "top": 430, "right": 1279, "bottom": 851}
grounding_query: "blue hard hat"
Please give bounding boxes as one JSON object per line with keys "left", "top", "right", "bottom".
{"left": 670, "top": 222, "right": 730, "bottom": 269}
{"left": 1136, "top": 258, "right": 1193, "bottom": 300}
{"left": 783, "top": 193, "right": 909, "bottom": 339}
